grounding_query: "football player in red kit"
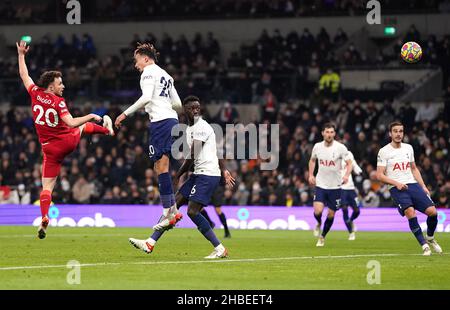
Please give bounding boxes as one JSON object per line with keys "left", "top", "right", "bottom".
{"left": 17, "top": 41, "right": 115, "bottom": 239}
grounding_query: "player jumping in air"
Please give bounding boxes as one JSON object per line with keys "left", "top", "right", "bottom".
{"left": 340, "top": 150, "right": 362, "bottom": 240}
{"left": 114, "top": 43, "right": 183, "bottom": 230}
{"left": 308, "top": 123, "right": 352, "bottom": 247}
{"left": 376, "top": 121, "right": 442, "bottom": 256}
{"left": 17, "top": 41, "right": 114, "bottom": 239}
{"left": 129, "top": 96, "right": 235, "bottom": 258}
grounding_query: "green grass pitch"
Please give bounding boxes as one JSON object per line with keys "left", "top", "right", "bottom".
{"left": 0, "top": 226, "right": 449, "bottom": 290}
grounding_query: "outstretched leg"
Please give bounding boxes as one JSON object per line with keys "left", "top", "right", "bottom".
{"left": 79, "top": 118, "right": 113, "bottom": 136}
{"left": 128, "top": 193, "right": 187, "bottom": 254}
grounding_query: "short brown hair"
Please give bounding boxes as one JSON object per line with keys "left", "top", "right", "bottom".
{"left": 37, "top": 71, "right": 62, "bottom": 89}
{"left": 322, "top": 122, "right": 336, "bottom": 131}
{"left": 389, "top": 121, "right": 404, "bottom": 132}
{"left": 134, "top": 42, "right": 160, "bottom": 62}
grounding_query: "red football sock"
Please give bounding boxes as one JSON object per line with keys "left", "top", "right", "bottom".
{"left": 40, "top": 190, "right": 52, "bottom": 218}
{"left": 84, "top": 122, "right": 109, "bottom": 135}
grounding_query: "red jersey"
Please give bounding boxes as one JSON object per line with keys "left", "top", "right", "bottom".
{"left": 27, "top": 84, "right": 73, "bottom": 144}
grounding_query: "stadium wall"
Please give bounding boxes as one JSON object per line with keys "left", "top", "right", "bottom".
{"left": 2, "top": 14, "right": 450, "bottom": 58}
{"left": 1, "top": 204, "right": 449, "bottom": 233}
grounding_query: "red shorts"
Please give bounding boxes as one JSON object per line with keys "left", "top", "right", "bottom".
{"left": 41, "top": 128, "right": 81, "bottom": 178}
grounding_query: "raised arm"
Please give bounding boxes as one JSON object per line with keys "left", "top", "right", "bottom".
{"left": 115, "top": 74, "right": 155, "bottom": 128}
{"left": 16, "top": 41, "right": 34, "bottom": 90}
{"left": 170, "top": 83, "right": 182, "bottom": 112}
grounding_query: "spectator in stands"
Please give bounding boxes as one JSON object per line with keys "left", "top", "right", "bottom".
{"left": 334, "top": 27, "right": 348, "bottom": 47}
{"left": 318, "top": 68, "right": 340, "bottom": 101}
{"left": 72, "top": 176, "right": 94, "bottom": 204}
{"left": 361, "top": 179, "right": 380, "bottom": 207}
{"left": 400, "top": 102, "right": 417, "bottom": 130}
{"left": 404, "top": 24, "right": 421, "bottom": 44}
{"left": 415, "top": 102, "right": 440, "bottom": 122}
{"left": 217, "top": 101, "right": 239, "bottom": 126}
{"left": 261, "top": 88, "right": 278, "bottom": 122}
{"left": 9, "top": 184, "right": 31, "bottom": 205}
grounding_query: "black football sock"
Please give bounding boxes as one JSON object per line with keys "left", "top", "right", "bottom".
{"left": 426, "top": 215, "right": 438, "bottom": 238}
{"left": 314, "top": 212, "right": 322, "bottom": 225}
{"left": 218, "top": 213, "right": 230, "bottom": 235}
{"left": 350, "top": 208, "right": 360, "bottom": 221}
{"left": 321, "top": 216, "right": 335, "bottom": 238}
{"left": 342, "top": 208, "right": 352, "bottom": 233}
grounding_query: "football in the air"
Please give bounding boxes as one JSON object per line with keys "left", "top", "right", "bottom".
{"left": 401, "top": 41, "right": 422, "bottom": 63}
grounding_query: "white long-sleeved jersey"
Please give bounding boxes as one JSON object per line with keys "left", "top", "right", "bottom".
{"left": 124, "top": 64, "right": 181, "bottom": 122}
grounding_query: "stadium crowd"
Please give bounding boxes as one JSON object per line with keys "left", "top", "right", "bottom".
{"left": 2, "top": 26, "right": 449, "bottom": 107}
{"left": 0, "top": 0, "right": 447, "bottom": 24}
{"left": 0, "top": 96, "right": 448, "bottom": 208}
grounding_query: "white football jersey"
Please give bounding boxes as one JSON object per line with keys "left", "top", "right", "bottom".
{"left": 311, "top": 140, "right": 351, "bottom": 189}
{"left": 341, "top": 151, "right": 362, "bottom": 190}
{"left": 377, "top": 142, "right": 417, "bottom": 187}
{"left": 141, "top": 64, "right": 180, "bottom": 122}
{"left": 186, "top": 117, "right": 221, "bottom": 177}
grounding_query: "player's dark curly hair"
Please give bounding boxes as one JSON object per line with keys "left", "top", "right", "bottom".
{"left": 37, "top": 71, "right": 62, "bottom": 89}
{"left": 134, "top": 42, "right": 160, "bottom": 62}
{"left": 183, "top": 95, "right": 200, "bottom": 106}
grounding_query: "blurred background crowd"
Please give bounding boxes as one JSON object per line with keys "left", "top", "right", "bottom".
{"left": 1, "top": 98, "right": 448, "bottom": 208}
{"left": 0, "top": 0, "right": 449, "bottom": 208}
